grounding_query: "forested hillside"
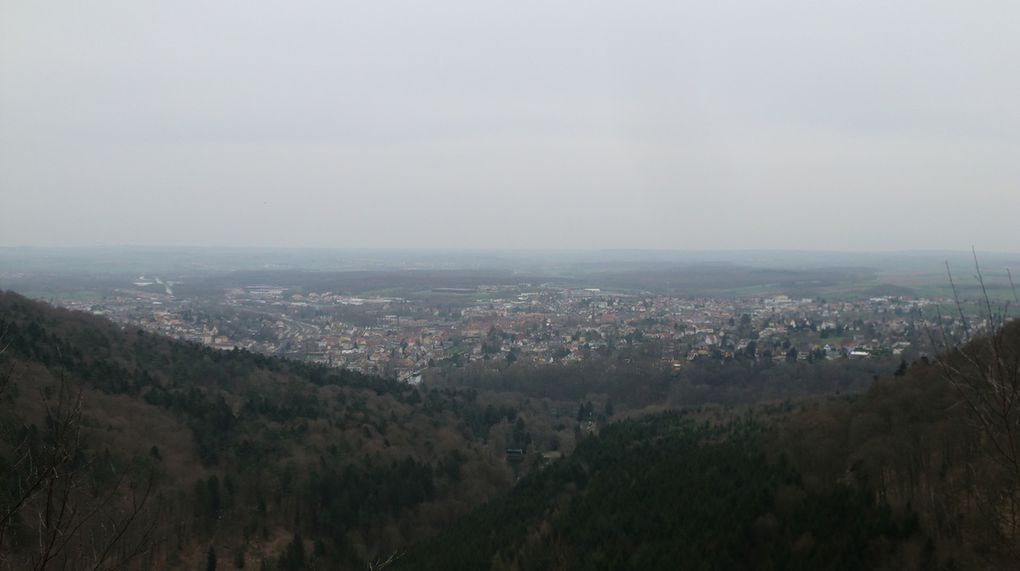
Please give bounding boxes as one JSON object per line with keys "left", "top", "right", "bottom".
{"left": 776, "top": 319, "right": 1020, "bottom": 568}
{"left": 0, "top": 291, "right": 523, "bottom": 569}
{"left": 395, "top": 411, "right": 927, "bottom": 570}
{"left": 2, "top": 290, "right": 1017, "bottom": 570}
{"left": 398, "top": 321, "right": 1020, "bottom": 570}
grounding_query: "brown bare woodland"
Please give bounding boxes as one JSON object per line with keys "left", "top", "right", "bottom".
{"left": 0, "top": 338, "right": 157, "bottom": 571}
{"left": 932, "top": 252, "right": 1020, "bottom": 558}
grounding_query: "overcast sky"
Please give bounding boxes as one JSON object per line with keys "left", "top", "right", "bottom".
{"left": 1, "top": 1, "right": 1018, "bottom": 251}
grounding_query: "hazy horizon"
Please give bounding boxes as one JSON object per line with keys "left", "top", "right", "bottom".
{"left": 3, "top": 1, "right": 1019, "bottom": 251}
{"left": 2, "top": 244, "right": 1020, "bottom": 255}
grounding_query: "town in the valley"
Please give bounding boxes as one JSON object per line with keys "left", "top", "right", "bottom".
{"left": 49, "top": 277, "right": 972, "bottom": 383}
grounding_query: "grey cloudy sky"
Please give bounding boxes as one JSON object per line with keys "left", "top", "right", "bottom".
{"left": 2, "top": 1, "right": 1018, "bottom": 251}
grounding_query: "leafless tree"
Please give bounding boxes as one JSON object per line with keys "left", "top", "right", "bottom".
{"left": 0, "top": 323, "right": 12, "bottom": 399}
{"left": 931, "top": 248, "right": 1020, "bottom": 556}
{"left": 0, "top": 341, "right": 157, "bottom": 570}
{"left": 368, "top": 549, "right": 402, "bottom": 570}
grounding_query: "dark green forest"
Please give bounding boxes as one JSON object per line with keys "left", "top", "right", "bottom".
{"left": 402, "top": 321, "right": 1020, "bottom": 570}
{"left": 396, "top": 412, "right": 925, "bottom": 570}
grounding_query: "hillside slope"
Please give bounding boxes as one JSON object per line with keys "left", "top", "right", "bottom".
{"left": 0, "top": 291, "right": 516, "bottom": 569}
{"left": 397, "top": 320, "right": 1020, "bottom": 570}
{"left": 395, "top": 411, "right": 926, "bottom": 571}
{"left": 3, "top": 290, "right": 1016, "bottom": 569}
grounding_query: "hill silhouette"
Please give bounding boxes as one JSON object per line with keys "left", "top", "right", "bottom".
{"left": 397, "top": 321, "right": 1020, "bottom": 570}
{"left": 0, "top": 291, "right": 515, "bottom": 569}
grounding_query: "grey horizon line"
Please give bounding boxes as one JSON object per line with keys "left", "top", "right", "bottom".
{"left": 1, "top": 245, "right": 1018, "bottom": 256}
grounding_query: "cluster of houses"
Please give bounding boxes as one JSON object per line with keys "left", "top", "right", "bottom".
{"left": 66, "top": 282, "right": 962, "bottom": 382}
